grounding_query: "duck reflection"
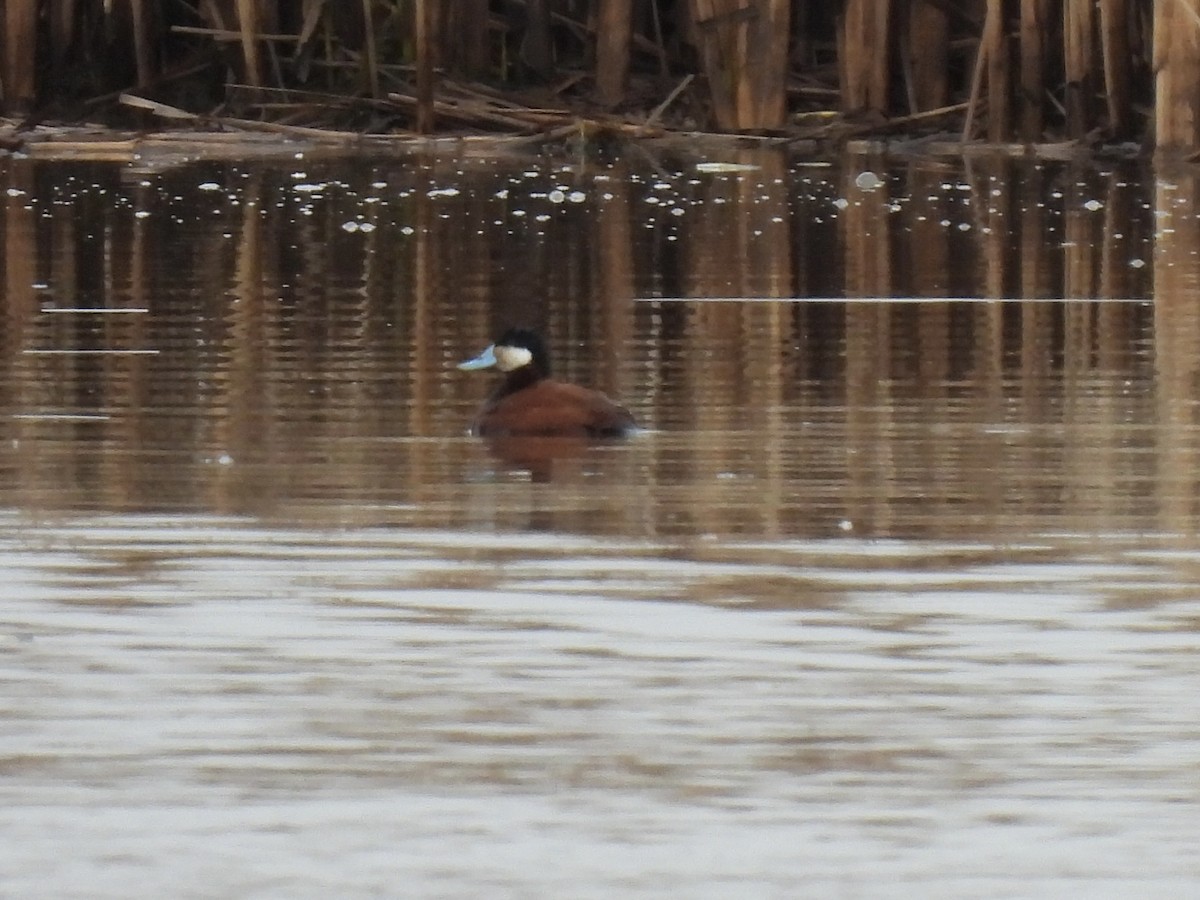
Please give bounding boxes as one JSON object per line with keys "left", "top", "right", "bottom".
{"left": 479, "top": 434, "right": 597, "bottom": 482}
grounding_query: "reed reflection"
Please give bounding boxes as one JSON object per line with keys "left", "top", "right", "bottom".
{"left": 0, "top": 150, "right": 1187, "bottom": 538}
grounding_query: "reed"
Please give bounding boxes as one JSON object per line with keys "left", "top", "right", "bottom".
{"left": 595, "top": 0, "right": 632, "bottom": 107}
{"left": 0, "top": 1, "right": 1192, "bottom": 151}
{"left": 841, "top": 0, "right": 891, "bottom": 117}
{"left": 1018, "top": 0, "right": 1049, "bottom": 141}
{"left": 906, "top": 0, "right": 949, "bottom": 113}
{"left": 2, "top": 0, "right": 38, "bottom": 113}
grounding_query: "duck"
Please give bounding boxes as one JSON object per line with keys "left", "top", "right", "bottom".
{"left": 458, "top": 328, "right": 637, "bottom": 438}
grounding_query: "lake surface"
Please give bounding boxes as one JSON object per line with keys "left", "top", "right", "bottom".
{"left": 2, "top": 144, "right": 1199, "bottom": 897}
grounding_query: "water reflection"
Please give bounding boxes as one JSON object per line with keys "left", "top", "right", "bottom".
{"left": 2, "top": 150, "right": 1200, "bottom": 896}
{"left": 0, "top": 151, "right": 1176, "bottom": 534}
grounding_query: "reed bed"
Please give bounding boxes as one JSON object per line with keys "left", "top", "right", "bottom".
{"left": 0, "top": 1, "right": 1187, "bottom": 153}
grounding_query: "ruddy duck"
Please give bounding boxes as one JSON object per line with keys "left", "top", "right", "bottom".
{"left": 458, "top": 328, "right": 637, "bottom": 437}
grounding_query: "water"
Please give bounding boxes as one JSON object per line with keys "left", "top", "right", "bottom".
{"left": 1, "top": 148, "right": 1199, "bottom": 897}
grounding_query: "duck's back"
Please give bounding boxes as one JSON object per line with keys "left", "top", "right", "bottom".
{"left": 474, "top": 379, "right": 636, "bottom": 437}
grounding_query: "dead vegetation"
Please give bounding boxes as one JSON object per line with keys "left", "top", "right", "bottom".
{"left": 0, "top": 1, "right": 1179, "bottom": 156}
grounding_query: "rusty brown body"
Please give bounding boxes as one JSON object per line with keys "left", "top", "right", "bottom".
{"left": 460, "top": 329, "right": 637, "bottom": 438}
{"left": 470, "top": 374, "right": 636, "bottom": 437}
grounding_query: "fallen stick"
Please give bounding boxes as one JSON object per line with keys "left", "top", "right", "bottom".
{"left": 647, "top": 74, "right": 695, "bottom": 126}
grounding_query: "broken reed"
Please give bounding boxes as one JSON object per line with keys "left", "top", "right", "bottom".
{"left": 0, "top": 0, "right": 1193, "bottom": 150}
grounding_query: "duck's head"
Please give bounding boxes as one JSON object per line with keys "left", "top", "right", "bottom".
{"left": 457, "top": 327, "right": 551, "bottom": 376}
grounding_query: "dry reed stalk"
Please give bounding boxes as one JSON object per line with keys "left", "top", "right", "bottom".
{"left": 520, "top": 0, "right": 554, "bottom": 75}
{"left": 415, "top": 0, "right": 434, "bottom": 132}
{"left": 689, "top": 0, "right": 791, "bottom": 129}
{"left": 648, "top": 0, "right": 669, "bottom": 77}
{"left": 841, "top": 0, "right": 891, "bottom": 114}
{"left": 984, "top": 0, "right": 1010, "bottom": 140}
{"left": 595, "top": 0, "right": 633, "bottom": 107}
{"left": 962, "top": 12, "right": 989, "bottom": 142}
{"left": 688, "top": 0, "right": 739, "bottom": 129}
{"left": 171, "top": 24, "right": 300, "bottom": 41}
{"left": 1151, "top": 0, "right": 1200, "bottom": 152}
{"left": 49, "top": 0, "right": 77, "bottom": 72}
{"left": 646, "top": 74, "right": 695, "bottom": 126}
{"left": 906, "top": 0, "right": 949, "bottom": 112}
{"left": 361, "top": 0, "right": 379, "bottom": 98}
{"left": 1019, "top": 0, "right": 1048, "bottom": 140}
{"left": 744, "top": 0, "right": 790, "bottom": 128}
{"left": 3, "top": 0, "right": 38, "bottom": 112}
{"left": 24, "top": 141, "right": 141, "bottom": 160}
{"left": 120, "top": 91, "right": 386, "bottom": 140}
{"left": 234, "top": 0, "right": 262, "bottom": 88}
{"left": 1064, "top": 0, "right": 1096, "bottom": 137}
{"left": 129, "top": 0, "right": 156, "bottom": 87}
{"left": 297, "top": 0, "right": 327, "bottom": 46}
{"left": 119, "top": 93, "right": 198, "bottom": 119}
{"left": 1098, "top": 0, "right": 1132, "bottom": 138}
{"left": 437, "top": 0, "right": 484, "bottom": 76}
{"left": 386, "top": 91, "right": 541, "bottom": 131}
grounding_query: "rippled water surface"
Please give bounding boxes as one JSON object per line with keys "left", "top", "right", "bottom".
{"left": 2, "top": 147, "right": 1200, "bottom": 897}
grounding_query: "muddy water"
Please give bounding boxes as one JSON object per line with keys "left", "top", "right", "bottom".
{"left": 1, "top": 149, "right": 1199, "bottom": 897}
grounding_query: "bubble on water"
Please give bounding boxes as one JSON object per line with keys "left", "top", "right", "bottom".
{"left": 1084, "top": 199, "right": 1103, "bottom": 211}
{"left": 341, "top": 221, "right": 359, "bottom": 232}
{"left": 855, "top": 171, "right": 883, "bottom": 190}
{"left": 548, "top": 189, "right": 566, "bottom": 203}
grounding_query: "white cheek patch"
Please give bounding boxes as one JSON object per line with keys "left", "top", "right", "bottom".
{"left": 494, "top": 345, "right": 533, "bottom": 371}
